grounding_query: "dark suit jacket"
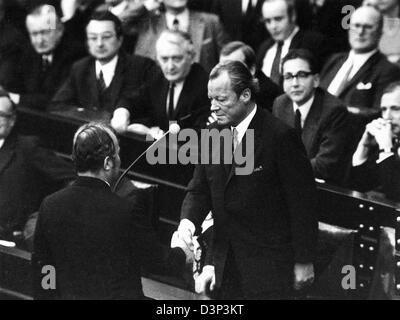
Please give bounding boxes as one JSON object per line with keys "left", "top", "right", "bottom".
{"left": 320, "top": 51, "right": 400, "bottom": 116}
{"left": 180, "top": 108, "right": 318, "bottom": 296}
{"left": 0, "top": 131, "right": 75, "bottom": 239}
{"left": 256, "top": 29, "right": 330, "bottom": 72}
{"left": 14, "top": 35, "right": 87, "bottom": 110}
{"left": 256, "top": 70, "right": 282, "bottom": 111}
{"left": 350, "top": 148, "right": 400, "bottom": 202}
{"left": 52, "top": 52, "right": 159, "bottom": 114}
{"left": 0, "top": 19, "right": 28, "bottom": 91}
{"left": 211, "top": 0, "right": 267, "bottom": 51}
{"left": 134, "top": 10, "right": 228, "bottom": 73}
{"left": 131, "top": 63, "right": 210, "bottom": 131}
{"left": 273, "top": 88, "right": 351, "bottom": 184}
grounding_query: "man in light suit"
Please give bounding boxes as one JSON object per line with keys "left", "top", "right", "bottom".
{"left": 52, "top": 11, "right": 158, "bottom": 125}
{"left": 176, "top": 61, "right": 318, "bottom": 299}
{"left": 273, "top": 49, "right": 351, "bottom": 185}
{"left": 320, "top": 6, "right": 400, "bottom": 119}
{"left": 133, "top": 0, "right": 228, "bottom": 73}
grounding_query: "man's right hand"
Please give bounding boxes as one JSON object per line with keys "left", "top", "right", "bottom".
{"left": 177, "top": 219, "right": 195, "bottom": 251}
{"left": 195, "top": 265, "right": 216, "bottom": 294}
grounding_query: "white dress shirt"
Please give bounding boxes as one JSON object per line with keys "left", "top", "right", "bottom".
{"left": 110, "top": 0, "right": 129, "bottom": 17}
{"left": 328, "top": 49, "right": 378, "bottom": 96}
{"left": 262, "top": 26, "right": 300, "bottom": 77}
{"left": 165, "top": 9, "right": 190, "bottom": 32}
{"left": 293, "top": 95, "right": 315, "bottom": 128}
{"left": 95, "top": 55, "right": 119, "bottom": 88}
{"left": 166, "top": 80, "right": 185, "bottom": 114}
{"left": 232, "top": 104, "right": 257, "bottom": 146}
{"left": 242, "top": 0, "right": 258, "bottom": 13}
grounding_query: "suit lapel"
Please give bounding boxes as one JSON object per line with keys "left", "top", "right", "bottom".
{"left": 86, "top": 59, "right": 100, "bottom": 109}
{"left": 289, "top": 30, "right": 302, "bottom": 49}
{"left": 107, "top": 54, "right": 125, "bottom": 108}
{"left": 225, "top": 108, "right": 263, "bottom": 187}
{"left": 0, "top": 133, "right": 16, "bottom": 176}
{"left": 302, "top": 92, "right": 323, "bottom": 154}
{"left": 341, "top": 52, "right": 380, "bottom": 96}
{"left": 189, "top": 12, "right": 205, "bottom": 63}
{"left": 322, "top": 54, "right": 348, "bottom": 88}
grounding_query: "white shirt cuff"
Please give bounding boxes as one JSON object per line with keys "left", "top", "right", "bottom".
{"left": 179, "top": 219, "right": 196, "bottom": 235}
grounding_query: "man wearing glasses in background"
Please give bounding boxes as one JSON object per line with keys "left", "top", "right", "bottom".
{"left": 273, "top": 49, "right": 351, "bottom": 185}
{"left": 320, "top": 5, "right": 400, "bottom": 121}
{"left": 52, "top": 10, "right": 158, "bottom": 127}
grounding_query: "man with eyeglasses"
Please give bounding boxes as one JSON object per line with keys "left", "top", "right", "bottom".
{"left": 320, "top": 5, "right": 400, "bottom": 122}
{"left": 0, "top": 91, "right": 75, "bottom": 242}
{"left": 273, "top": 49, "right": 351, "bottom": 185}
{"left": 5, "top": 4, "right": 86, "bottom": 110}
{"left": 52, "top": 10, "right": 159, "bottom": 127}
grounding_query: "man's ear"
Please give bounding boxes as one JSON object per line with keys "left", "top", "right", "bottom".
{"left": 313, "top": 74, "right": 320, "bottom": 89}
{"left": 240, "top": 88, "right": 252, "bottom": 103}
{"left": 103, "top": 156, "right": 114, "bottom": 171}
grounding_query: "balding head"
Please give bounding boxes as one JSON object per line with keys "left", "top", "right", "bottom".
{"left": 349, "top": 6, "right": 383, "bottom": 53}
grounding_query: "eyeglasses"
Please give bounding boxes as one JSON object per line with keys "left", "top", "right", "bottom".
{"left": 283, "top": 71, "right": 314, "bottom": 81}
{"left": 349, "top": 23, "right": 377, "bottom": 33}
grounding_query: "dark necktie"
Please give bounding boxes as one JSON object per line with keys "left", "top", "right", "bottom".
{"left": 168, "top": 82, "right": 176, "bottom": 119}
{"left": 172, "top": 17, "right": 180, "bottom": 31}
{"left": 294, "top": 109, "right": 302, "bottom": 135}
{"left": 270, "top": 41, "right": 283, "bottom": 85}
{"left": 42, "top": 55, "right": 50, "bottom": 72}
{"left": 98, "top": 70, "right": 107, "bottom": 92}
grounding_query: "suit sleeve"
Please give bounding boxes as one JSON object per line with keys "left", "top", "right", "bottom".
{"left": 31, "top": 201, "right": 57, "bottom": 300}
{"left": 310, "top": 106, "right": 351, "bottom": 183}
{"left": 180, "top": 163, "right": 213, "bottom": 232}
{"left": 276, "top": 127, "right": 319, "bottom": 263}
{"left": 378, "top": 155, "right": 400, "bottom": 201}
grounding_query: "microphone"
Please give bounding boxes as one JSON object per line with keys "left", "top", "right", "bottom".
{"left": 113, "top": 123, "right": 181, "bottom": 192}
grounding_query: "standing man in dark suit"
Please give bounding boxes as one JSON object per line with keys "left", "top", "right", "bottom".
{"left": 351, "top": 81, "right": 400, "bottom": 201}
{"left": 256, "top": 0, "right": 329, "bottom": 85}
{"left": 176, "top": 61, "right": 318, "bottom": 299}
{"left": 32, "top": 122, "right": 188, "bottom": 300}
{"left": 273, "top": 49, "right": 351, "bottom": 185}
{"left": 52, "top": 11, "right": 158, "bottom": 128}
{"left": 0, "top": 92, "right": 75, "bottom": 241}
{"left": 120, "top": 30, "right": 209, "bottom": 137}
{"left": 7, "top": 4, "right": 86, "bottom": 110}
{"left": 211, "top": 0, "right": 267, "bottom": 52}
{"left": 219, "top": 41, "right": 282, "bottom": 112}
{"left": 320, "top": 6, "right": 400, "bottom": 119}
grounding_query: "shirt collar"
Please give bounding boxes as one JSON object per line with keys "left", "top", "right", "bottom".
{"left": 110, "top": 0, "right": 128, "bottom": 16}
{"left": 293, "top": 94, "right": 315, "bottom": 124}
{"left": 349, "top": 49, "right": 378, "bottom": 63}
{"left": 231, "top": 104, "right": 257, "bottom": 143}
{"left": 283, "top": 26, "right": 300, "bottom": 46}
{"left": 0, "top": 139, "right": 4, "bottom": 149}
{"left": 95, "top": 54, "right": 119, "bottom": 77}
{"left": 165, "top": 8, "right": 190, "bottom": 31}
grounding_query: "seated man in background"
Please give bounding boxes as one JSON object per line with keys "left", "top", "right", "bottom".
{"left": 273, "top": 49, "right": 351, "bottom": 185}
{"left": 133, "top": 0, "right": 228, "bottom": 73}
{"left": 0, "top": 92, "right": 75, "bottom": 241}
{"left": 256, "top": 0, "right": 329, "bottom": 86}
{"left": 320, "top": 5, "right": 400, "bottom": 119}
{"left": 7, "top": 4, "right": 86, "bottom": 110}
{"left": 219, "top": 41, "right": 282, "bottom": 112}
{"left": 114, "top": 30, "right": 209, "bottom": 137}
{"left": 351, "top": 81, "right": 400, "bottom": 201}
{"left": 52, "top": 11, "right": 158, "bottom": 124}
{"left": 32, "top": 122, "right": 188, "bottom": 300}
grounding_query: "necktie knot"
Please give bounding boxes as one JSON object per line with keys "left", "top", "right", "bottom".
{"left": 172, "top": 17, "right": 180, "bottom": 31}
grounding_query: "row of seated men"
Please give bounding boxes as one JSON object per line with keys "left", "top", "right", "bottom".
{"left": 0, "top": 2, "right": 397, "bottom": 183}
